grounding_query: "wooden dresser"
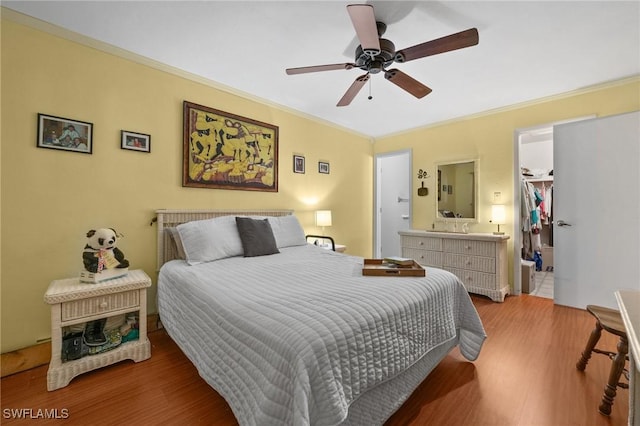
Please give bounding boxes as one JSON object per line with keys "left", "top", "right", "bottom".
{"left": 399, "top": 230, "right": 510, "bottom": 302}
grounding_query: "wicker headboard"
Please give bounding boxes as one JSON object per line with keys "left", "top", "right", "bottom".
{"left": 155, "top": 209, "right": 294, "bottom": 269}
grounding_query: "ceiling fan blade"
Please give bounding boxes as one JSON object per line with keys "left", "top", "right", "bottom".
{"left": 384, "top": 69, "right": 432, "bottom": 99}
{"left": 286, "top": 63, "right": 355, "bottom": 75}
{"left": 337, "top": 74, "right": 370, "bottom": 107}
{"left": 395, "top": 28, "right": 479, "bottom": 63}
{"left": 347, "top": 4, "right": 380, "bottom": 55}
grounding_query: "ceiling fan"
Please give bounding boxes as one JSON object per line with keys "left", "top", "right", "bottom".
{"left": 285, "top": 4, "right": 479, "bottom": 106}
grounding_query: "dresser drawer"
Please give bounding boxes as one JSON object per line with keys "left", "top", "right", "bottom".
{"left": 443, "top": 239, "right": 496, "bottom": 257}
{"left": 445, "top": 267, "right": 497, "bottom": 289}
{"left": 402, "top": 247, "right": 443, "bottom": 267}
{"left": 444, "top": 253, "right": 496, "bottom": 273}
{"left": 61, "top": 290, "right": 140, "bottom": 321}
{"left": 401, "top": 235, "right": 442, "bottom": 251}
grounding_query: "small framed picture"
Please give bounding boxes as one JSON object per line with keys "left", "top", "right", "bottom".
{"left": 447, "top": 185, "right": 453, "bottom": 195}
{"left": 318, "top": 161, "right": 330, "bottom": 174}
{"left": 121, "top": 130, "right": 151, "bottom": 153}
{"left": 37, "top": 113, "right": 93, "bottom": 154}
{"left": 442, "top": 185, "right": 447, "bottom": 191}
{"left": 293, "top": 155, "right": 305, "bottom": 174}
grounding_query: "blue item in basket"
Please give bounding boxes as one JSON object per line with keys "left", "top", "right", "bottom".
{"left": 122, "top": 328, "right": 139, "bottom": 343}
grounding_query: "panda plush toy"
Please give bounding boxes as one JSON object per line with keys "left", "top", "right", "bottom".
{"left": 82, "top": 228, "right": 130, "bottom": 273}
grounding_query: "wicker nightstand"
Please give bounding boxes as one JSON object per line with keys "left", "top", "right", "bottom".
{"left": 44, "top": 269, "right": 151, "bottom": 391}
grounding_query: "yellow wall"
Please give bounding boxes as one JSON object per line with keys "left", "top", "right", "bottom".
{"left": 0, "top": 18, "right": 373, "bottom": 352}
{"left": 374, "top": 78, "right": 640, "bottom": 286}
{"left": 2, "top": 13, "right": 639, "bottom": 354}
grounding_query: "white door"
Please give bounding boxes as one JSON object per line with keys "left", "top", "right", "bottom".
{"left": 375, "top": 151, "right": 411, "bottom": 258}
{"left": 553, "top": 111, "right": 640, "bottom": 309}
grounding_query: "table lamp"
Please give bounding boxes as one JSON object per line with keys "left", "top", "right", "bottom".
{"left": 315, "top": 210, "right": 332, "bottom": 236}
{"left": 490, "top": 204, "right": 506, "bottom": 235}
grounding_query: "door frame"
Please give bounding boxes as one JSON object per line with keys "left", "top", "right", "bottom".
{"left": 373, "top": 149, "right": 412, "bottom": 258}
{"left": 512, "top": 115, "right": 595, "bottom": 295}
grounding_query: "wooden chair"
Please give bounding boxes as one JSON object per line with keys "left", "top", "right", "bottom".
{"left": 576, "top": 305, "right": 629, "bottom": 415}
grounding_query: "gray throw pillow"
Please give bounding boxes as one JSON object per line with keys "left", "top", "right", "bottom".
{"left": 235, "top": 217, "right": 280, "bottom": 257}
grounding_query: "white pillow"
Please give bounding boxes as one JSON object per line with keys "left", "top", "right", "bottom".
{"left": 176, "top": 216, "right": 243, "bottom": 265}
{"left": 268, "top": 215, "right": 307, "bottom": 248}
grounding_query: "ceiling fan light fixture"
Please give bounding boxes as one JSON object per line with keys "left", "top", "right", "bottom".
{"left": 355, "top": 39, "right": 395, "bottom": 71}
{"left": 368, "top": 60, "right": 384, "bottom": 74}
{"left": 286, "top": 4, "right": 478, "bottom": 106}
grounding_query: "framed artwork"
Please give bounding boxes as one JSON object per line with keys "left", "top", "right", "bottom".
{"left": 293, "top": 155, "right": 305, "bottom": 174}
{"left": 37, "top": 113, "right": 93, "bottom": 154}
{"left": 182, "top": 101, "right": 279, "bottom": 191}
{"left": 447, "top": 185, "right": 453, "bottom": 195}
{"left": 318, "top": 161, "right": 330, "bottom": 174}
{"left": 121, "top": 130, "right": 150, "bottom": 153}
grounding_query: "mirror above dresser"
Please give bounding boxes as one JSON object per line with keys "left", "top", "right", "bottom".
{"left": 436, "top": 159, "right": 478, "bottom": 223}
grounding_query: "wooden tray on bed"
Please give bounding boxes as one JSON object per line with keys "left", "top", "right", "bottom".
{"left": 362, "top": 259, "right": 426, "bottom": 277}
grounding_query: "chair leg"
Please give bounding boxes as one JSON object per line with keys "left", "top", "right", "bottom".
{"left": 577, "top": 321, "right": 602, "bottom": 371}
{"left": 598, "top": 336, "right": 629, "bottom": 416}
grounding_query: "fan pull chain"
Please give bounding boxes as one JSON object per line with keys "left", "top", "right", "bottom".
{"left": 367, "top": 78, "right": 373, "bottom": 100}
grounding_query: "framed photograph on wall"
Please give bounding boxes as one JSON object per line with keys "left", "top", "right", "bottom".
{"left": 447, "top": 185, "right": 453, "bottom": 195}
{"left": 318, "top": 161, "right": 330, "bottom": 174}
{"left": 182, "top": 101, "right": 279, "bottom": 191}
{"left": 37, "top": 113, "right": 93, "bottom": 154}
{"left": 293, "top": 155, "right": 305, "bottom": 174}
{"left": 121, "top": 130, "right": 151, "bottom": 153}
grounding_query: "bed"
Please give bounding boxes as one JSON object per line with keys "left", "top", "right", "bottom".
{"left": 155, "top": 209, "right": 486, "bottom": 426}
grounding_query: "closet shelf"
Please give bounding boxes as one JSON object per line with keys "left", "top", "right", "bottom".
{"left": 524, "top": 176, "right": 554, "bottom": 182}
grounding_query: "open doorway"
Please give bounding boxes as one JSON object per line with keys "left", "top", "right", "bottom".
{"left": 374, "top": 150, "right": 412, "bottom": 258}
{"left": 517, "top": 126, "right": 555, "bottom": 299}
{"left": 513, "top": 115, "right": 595, "bottom": 298}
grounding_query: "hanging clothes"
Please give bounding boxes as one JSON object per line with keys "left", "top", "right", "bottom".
{"left": 521, "top": 175, "right": 553, "bottom": 259}
{"left": 521, "top": 178, "right": 538, "bottom": 259}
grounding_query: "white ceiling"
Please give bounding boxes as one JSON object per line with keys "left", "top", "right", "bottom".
{"left": 4, "top": 1, "right": 639, "bottom": 138}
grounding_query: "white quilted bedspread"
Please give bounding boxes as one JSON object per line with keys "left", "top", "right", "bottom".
{"left": 158, "top": 245, "right": 485, "bottom": 426}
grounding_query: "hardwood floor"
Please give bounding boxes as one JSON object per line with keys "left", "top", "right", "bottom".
{"left": 1, "top": 294, "right": 630, "bottom": 425}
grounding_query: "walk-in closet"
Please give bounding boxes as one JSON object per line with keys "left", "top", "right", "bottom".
{"left": 519, "top": 128, "right": 554, "bottom": 298}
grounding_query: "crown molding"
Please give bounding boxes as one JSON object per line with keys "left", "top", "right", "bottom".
{"left": 1, "top": 7, "right": 371, "bottom": 141}
{"left": 378, "top": 75, "right": 640, "bottom": 140}
{"left": 4, "top": 7, "right": 637, "bottom": 144}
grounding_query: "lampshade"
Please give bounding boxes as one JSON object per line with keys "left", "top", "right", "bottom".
{"left": 491, "top": 205, "right": 506, "bottom": 224}
{"left": 315, "top": 210, "right": 332, "bottom": 227}
{"left": 491, "top": 204, "right": 506, "bottom": 235}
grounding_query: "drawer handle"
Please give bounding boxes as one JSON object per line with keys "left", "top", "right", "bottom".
{"left": 99, "top": 302, "right": 108, "bottom": 309}
{"left": 467, "top": 276, "right": 473, "bottom": 281}
{"left": 419, "top": 241, "right": 424, "bottom": 246}
{"left": 466, "top": 261, "right": 471, "bottom": 266}
{"left": 465, "top": 246, "right": 471, "bottom": 250}
{"left": 420, "top": 255, "right": 424, "bottom": 259}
